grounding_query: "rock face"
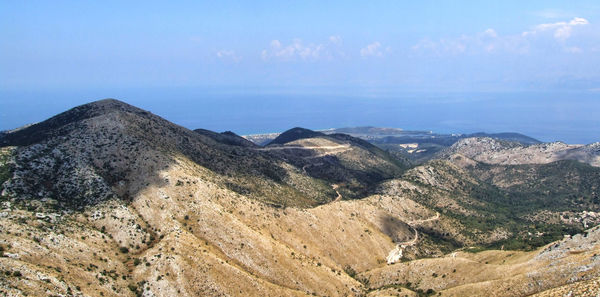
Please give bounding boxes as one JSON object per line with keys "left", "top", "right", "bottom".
{"left": 0, "top": 99, "right": 599, "bottom": 297}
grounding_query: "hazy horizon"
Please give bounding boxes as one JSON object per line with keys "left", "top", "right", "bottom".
{"left": 1, "top": 87, "right": 598, "bottom": 144}
{"left": 1, "top": 1, "right": 599, "bottom": 144}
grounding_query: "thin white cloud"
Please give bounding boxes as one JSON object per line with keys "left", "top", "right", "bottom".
{"left": 261, "top": 37, "right": 344, "bottom": 61}
{"left": 522, "top": 17, "right": 589, "bottom": 42}
{"left": 329, "top": 35, "right": 342, "bottom": 45}
{"left": 360, "top": 42, "right": 390, "bottom": 57}
{"left": 413, "top": 17, "right": 590, "bottom": 55}
{"left": 216, "top": 50, "right": 242, "bottom": 62}
{"left": 261, "top": 39, "right": 323, "bottom": 61}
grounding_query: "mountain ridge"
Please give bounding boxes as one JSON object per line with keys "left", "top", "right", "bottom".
{"left": 1, "top": 99, "right": 599, "bottom": 296}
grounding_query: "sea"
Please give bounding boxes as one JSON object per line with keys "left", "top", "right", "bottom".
{"left": 1, "top": 87, "right": 598, "bottom": 144}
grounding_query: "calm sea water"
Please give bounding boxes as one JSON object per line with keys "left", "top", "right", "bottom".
{"left": 1, "top": 87, "right": 598, "bottom": 144}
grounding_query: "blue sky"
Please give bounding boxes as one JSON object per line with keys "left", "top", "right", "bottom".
{"left": 2, "top": 1, "right": 600, "bottom": 92}
{"left": 1, "top": 1, "right": 599, "bottom": 143}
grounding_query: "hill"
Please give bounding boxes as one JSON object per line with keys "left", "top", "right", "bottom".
{"left": 466, "top": 132, "right": 541, "bottom": 145}
{"left": 0, "top": 100, "right": 599, "bottom": 297}
{"left": 0, "top": 99, "right": 333, "bottom": 208}
{"left": 440, "top": 137, "right": 600, "bottom": 167}
{"left": 267, "top": 127, "right": 326, "bottom": 145}
{"left": 260, "top": 127, "right": 409, "bottom": 198}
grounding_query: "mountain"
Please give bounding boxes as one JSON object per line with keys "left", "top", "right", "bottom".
{"left": 0, "top": 99, "right": 334, "bottom": 208}
{"left": 440, "top": 137, "right": 600, "bottom": 167}
{"left": 0, "top": 99, "right": 599, "bottom": 297}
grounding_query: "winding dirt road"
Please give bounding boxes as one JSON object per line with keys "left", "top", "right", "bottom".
{"left": 331, "top": 184, "right": 342, "bottom": 202}
{"left": 256, "top": 144, "right": 352, "bottom": 158}
{"left": 256, "top": 145, "right": 350, "bottom": 151}
{"left": 386, "top": 212, "right": 440, "bottom": 264}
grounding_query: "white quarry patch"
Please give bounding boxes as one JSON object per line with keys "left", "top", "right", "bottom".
{"left": 386, "top": 245, "right": 403, "bottom": 264}
{"left": 398, "top": 143, "right": 418, "bottom": 149}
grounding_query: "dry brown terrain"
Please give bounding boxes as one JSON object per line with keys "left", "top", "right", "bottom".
{"left": 1, "top": 99, "right": 599, "bottom": 296}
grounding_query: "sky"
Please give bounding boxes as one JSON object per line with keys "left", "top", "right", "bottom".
{"left": 2, "top": 0, "right": 600, "bottom": 91}
{"left": 1, "top": 1, "right": 599, "bottom": 142}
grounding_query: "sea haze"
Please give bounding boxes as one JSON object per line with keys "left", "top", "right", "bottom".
{"left": 1, "top": 88, "right": 598, "bottom": 144}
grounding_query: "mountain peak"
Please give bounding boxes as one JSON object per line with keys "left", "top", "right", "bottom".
{"left": 0, "top": 98, "right": 149, "bottom": 146}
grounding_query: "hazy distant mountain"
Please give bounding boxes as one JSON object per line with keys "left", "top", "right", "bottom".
{"left": 323, "top": 126, "right": 541, "bottom": 145}
{"left": 1, "top": 100, "right": 599, "bottom": 296}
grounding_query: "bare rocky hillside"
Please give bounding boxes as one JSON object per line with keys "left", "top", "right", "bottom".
{"left": 441, "top": 137, "right": 600, "bottom": 167}
{"left": 0, "top": 99, "right": 599, "bottom": 296}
